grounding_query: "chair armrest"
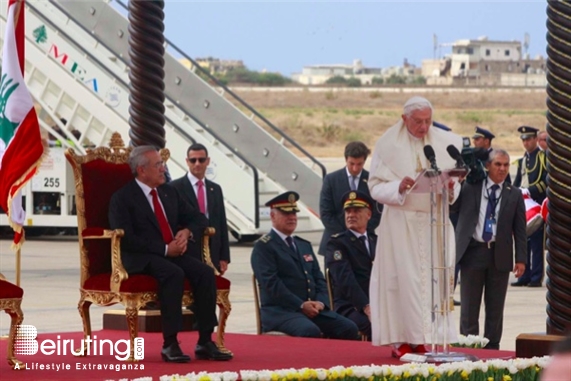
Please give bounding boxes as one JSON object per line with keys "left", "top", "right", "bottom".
{"left": 202, "top": 227, "right": 219, "bottom": 276}
{"left": 82, "top": 227, "right": 121, "bottom": 239}
{"left": 81, "top": 228, "right": 128, "bottom": 293}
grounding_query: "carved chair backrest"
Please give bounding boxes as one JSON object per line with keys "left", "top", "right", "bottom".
{"left": 65, "top": 133, "right": 170, "bottom": 285}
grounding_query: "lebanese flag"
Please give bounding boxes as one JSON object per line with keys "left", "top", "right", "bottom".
{"left": 0, "top": 0, "right": 46, "bottom": 250}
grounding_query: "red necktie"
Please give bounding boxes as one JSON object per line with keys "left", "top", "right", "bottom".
{"left": 197, "top": 180, "right": 206, "bottom": 215}
{"left": 150, "top": 189, "right": 173, "bottom": 243}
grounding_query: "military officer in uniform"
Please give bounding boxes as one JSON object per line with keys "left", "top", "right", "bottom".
{"left": 325, "top": 190, "right": 376, "bottom": 340}
{"left": 512, "top": 126, "right": 547, "bottom": 287}
{"left": 472, "top": 126, "right": 495, "bottom": 152}
{"left": 251, "top": 191, "right": 359, "bottom": 340}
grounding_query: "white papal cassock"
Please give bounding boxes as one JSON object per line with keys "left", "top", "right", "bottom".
{"left": 368, "top": 117, "right": 462, "bottom": 346}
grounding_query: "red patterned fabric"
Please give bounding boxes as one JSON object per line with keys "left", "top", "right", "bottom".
{"left": 0, "top": 279, "right": 23, "bottom": 299}
{"left": 80, "top": 160, "right": 132, "bottom": 277}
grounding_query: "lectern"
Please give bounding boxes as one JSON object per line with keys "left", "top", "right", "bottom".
{"left": 403, "top": 167, "right": 477, "bottom": 363}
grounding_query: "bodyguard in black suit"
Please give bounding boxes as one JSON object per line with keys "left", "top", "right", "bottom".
{"left": 318, "top": 142, "right": 381, "bottom": 255}
{"left": 109, "top": 146, "right": 232, "bottom": 362}
{"left": 453, "top": 148, "right": 527, "bottom": 350}
{"left": 325, "top": 190, "right": 376, "bottom": 340}
{"left": 251, "top": 191, "right": 359, "bottom": 339}
{"left": 171, "top": 143, "right": 230, "bottom": 274}
{"left": 512, "top": 126, "right": 547, "bottom": 288}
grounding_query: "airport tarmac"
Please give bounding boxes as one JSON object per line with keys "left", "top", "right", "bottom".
{"left": 0, "top": 233, "right": 548, "bottom": 351}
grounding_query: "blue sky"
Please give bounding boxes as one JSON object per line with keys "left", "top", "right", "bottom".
{"left": 156, "top": 1, "right": 547, "bottom": 76}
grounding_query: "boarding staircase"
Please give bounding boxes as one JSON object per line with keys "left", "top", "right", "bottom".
{"left": 0, "top": 0, "right": 325, "bottom": 239}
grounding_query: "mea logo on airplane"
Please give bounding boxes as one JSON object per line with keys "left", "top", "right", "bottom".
{"left": 14, "top": 325, "right": 144, "bottom": 361}
{"left": 31, "top": 24, "right": 123, "bottom": 107}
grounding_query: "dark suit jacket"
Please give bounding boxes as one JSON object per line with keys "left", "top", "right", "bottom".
{"left": 453, "top": 179, "right": 527, "bottom": 272}
{"left": 318, "top": 168, "right": 381, "bottom": 254}
{"left": 108, "top": 180, "right": 208, "bottom": 274}
{"left": 170, "top": 175, "right": 230, "bottom": 270}
{"left": 251, "top": 229, "right": 336, "bottom": 332}
{"left": 324, "top": 230, "right": 375, "bottom": 313}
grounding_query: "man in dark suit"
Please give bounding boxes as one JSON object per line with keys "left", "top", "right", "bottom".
{"left": 512, "top": 126, "right": 547, "bottom": 288}
{"left": 171, "top": 143, "right": 230, "bottom": 274}
{"left": 251, "top": 191, "right": 359, "bottom": 339}
{"left": 318, "top": 141, "right": 381, "bottom": 255}
{"left": 453, "top": 148, "right": 527, "bottom": 350}
{"left": 109, "top": 146, "right": 232, "bottom": 363}
{"left": 325, "top": 190, "right": 376, "bottom": 340}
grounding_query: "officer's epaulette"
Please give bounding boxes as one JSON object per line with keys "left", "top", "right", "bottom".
{"left": 330, "top": 232, "right": 346, "bottom": 239}
{"left": 257, "top": 234, "right": 272, "bottom": 243}
{"left": 294, "top": 235, "right": 311, "bottom": 244}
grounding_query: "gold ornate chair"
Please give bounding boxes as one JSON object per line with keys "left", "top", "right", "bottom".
{"left": 0, "top": 273, "right": 23, "bottom": 367}
{"left": 325, "top": 268, "right": 335, "bottom": 310}
{"left": 252, "top": 274, "right": 287, "bottom": 336}
{"left": 65, "top": 133, "right": 231, "bottom": 361}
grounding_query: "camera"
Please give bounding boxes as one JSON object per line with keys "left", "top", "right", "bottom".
{"left": 460, "top": 137, "right": 489, "bottom": 184}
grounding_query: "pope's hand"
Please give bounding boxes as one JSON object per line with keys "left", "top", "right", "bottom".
{"left": 399, "top": 177, "right": 415, "bottom": 194}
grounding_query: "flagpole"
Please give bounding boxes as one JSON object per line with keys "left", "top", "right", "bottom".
{"left": 15, "top": 247, "right": 21, "bottom": 286}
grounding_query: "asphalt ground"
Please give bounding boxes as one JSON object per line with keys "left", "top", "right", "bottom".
{"left": 0, "top": 232, "right": 548, "bottom": 351}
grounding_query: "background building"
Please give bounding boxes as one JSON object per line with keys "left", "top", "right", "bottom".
{"left": 422, "top": 37, "right": 546, "bottom": 86}
{"left": 291, "top": 59, "right": 420, "bottom": 85}
{"left": 180, "top": 57, "right": 245, "bottom": 75}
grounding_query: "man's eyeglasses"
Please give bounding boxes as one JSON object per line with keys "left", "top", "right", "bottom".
{"left": 187, "top": 157, "right": 207, "bottom": 164}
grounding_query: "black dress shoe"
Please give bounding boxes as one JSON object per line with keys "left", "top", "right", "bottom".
{"left": 195, "top": 341, "right": 233, "bottom": 361}
{"left": 453, "top": 299, "right": 461, "bottom": 306}
{"left": 161, "top": 343, "right": 191, "bottom": 363}
{"left": 528, "top": 282, "right": 542, "bottom": 287}
{"left": 511, "top": 281, "right": 529, "bottom": 287}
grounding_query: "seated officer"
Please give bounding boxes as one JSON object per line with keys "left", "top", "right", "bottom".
{"left": 472, "top": 126, "right": 495, "bottom": 152}
{"left": 251, "top": 191, "right": 359, "bottom": 340}
{"left": 325, "top": 190, "right": 376, "bottom": 340}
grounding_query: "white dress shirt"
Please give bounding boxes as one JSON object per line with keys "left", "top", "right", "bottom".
{"left": 349, "top": 229, "right": 370, "bottom": 254}
{"left": 346, "top": 168, "right": 362, "bottom": 191}
{"left": 473, "top": 179, "right": 504, "bottom": 242}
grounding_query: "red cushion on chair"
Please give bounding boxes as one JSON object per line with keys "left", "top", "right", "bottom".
{"left": 83, "top": 273, "right": 229, "bottom": 293}
{"left": 0, "top": 279, "right": 23, "bottom": 299}
{"left": 82, "top": 227, "right": 105, "bottom": 237}
{"left": 216, "top": 275, "right": 230, "bottom": 290}
{"left": 80, "top": 159, "right": 133, "bottom": 278}
{"left": 83, "top": 273, "right": 196, "bottom": 293}
{"left": 84, "top": 273, "right": 158, "bottom": 293}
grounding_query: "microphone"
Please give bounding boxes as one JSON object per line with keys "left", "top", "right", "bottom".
{"left": 423, "top": 145, "right": 438, "bottom": 171}
{"left": 446, "top": 145, "right": 465, "bottom": 168}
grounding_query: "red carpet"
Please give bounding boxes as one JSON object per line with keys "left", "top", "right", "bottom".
{"left": 0, "top": 330, "right": 516, "bottom": 380}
